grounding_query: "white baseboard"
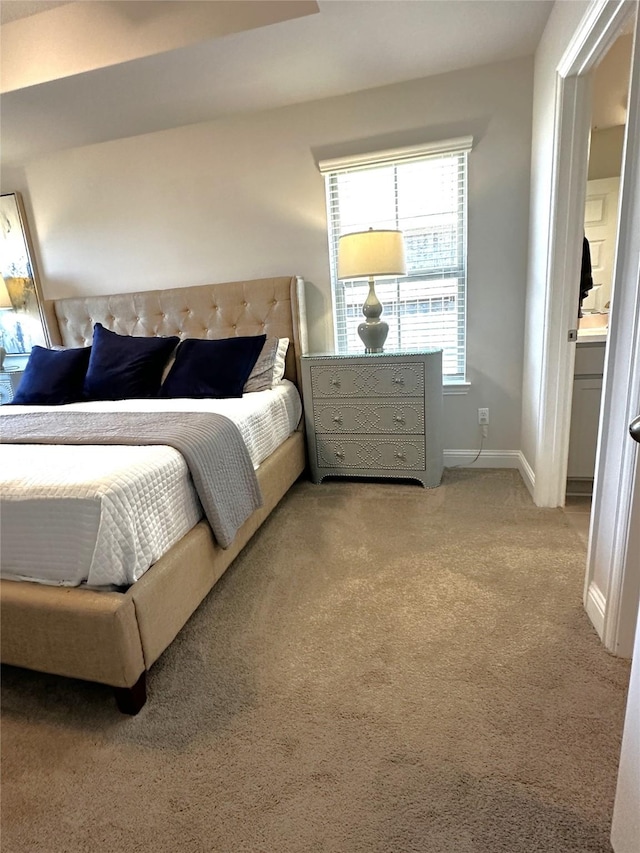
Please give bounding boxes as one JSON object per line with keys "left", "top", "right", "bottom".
{"left": 444, "top": 449, "right": 536, "bottom": 494}
{"left": 585, "top": 581, "right": 606, "bottom": 641}
{"left": 518, "top": 452, "right": 535, "bottom": 498}
{"left": 443, "top": 449, "right": 538, "bottom": 502}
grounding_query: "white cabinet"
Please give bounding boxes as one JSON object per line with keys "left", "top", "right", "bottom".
{"left": 567, "top": 342, "right": 605, "bottom": 487}
{"left": 568, "top": 377, "right": 603, "bottom": 478}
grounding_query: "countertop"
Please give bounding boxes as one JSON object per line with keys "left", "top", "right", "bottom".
{"left": 577, "top": 330, "right": 607, "bottom": 344}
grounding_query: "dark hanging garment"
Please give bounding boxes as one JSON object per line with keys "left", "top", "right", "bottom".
{"left": 579, "top": 236, "right": 594, "bottom": 317}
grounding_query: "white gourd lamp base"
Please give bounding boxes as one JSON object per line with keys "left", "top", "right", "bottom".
{"left": 357, "top": 276, "right": 388, "bottom": 353}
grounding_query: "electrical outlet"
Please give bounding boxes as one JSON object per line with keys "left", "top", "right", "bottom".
{"left": 478, "top": 408, "right": 489, "bottom": 425}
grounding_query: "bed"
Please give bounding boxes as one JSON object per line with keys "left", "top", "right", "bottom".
{"left": 0, "top": 275, "right": 308, "bottom": 713}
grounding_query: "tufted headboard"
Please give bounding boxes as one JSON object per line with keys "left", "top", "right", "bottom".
{"left": 44, "top": 276, "right": 308, "bottom": 388}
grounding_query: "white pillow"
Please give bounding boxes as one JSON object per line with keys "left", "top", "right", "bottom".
{"left": 243, "top": 337, "right": 278, "bottom": 393}
{"left": 243, "top": 336, "right": 289, "bottom": 393}
{"left": 272, "top": 337, "right": 289, "bottom": 384}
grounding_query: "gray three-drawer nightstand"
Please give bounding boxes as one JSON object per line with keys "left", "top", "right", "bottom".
{"left": 301, "top": 351, "right": 443, "bottom": 488}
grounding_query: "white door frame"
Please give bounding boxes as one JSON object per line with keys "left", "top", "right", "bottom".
{"left": 536, "top": 0, "right": 640, "bottom": 656}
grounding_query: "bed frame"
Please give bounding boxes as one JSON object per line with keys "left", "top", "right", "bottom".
{"left": 0, "top": 276, "right": 308, "bottom": 714}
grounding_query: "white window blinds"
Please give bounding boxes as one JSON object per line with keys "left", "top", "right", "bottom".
{"left": 320, "top": 138, "right": 471, "bottom": 381}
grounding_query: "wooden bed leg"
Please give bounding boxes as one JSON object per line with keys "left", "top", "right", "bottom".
{"left": 113, "top": 672, "right": 147, "bottom": 715}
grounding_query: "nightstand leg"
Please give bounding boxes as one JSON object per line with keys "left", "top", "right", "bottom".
{"left": 113, "top": 672, "right": 147, "bottom": 715}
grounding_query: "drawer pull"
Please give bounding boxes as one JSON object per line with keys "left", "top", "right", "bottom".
{"left": 333, "top": 415, "right": 343, "bottom": 425}
{"left": 394, "top": 415, "right": 405, "bottom": 425}
{"left": 335, "top": 450, "right": 345, "bottom": 460}
{"left": 330, "top": 377, "right": 341, "bottom": 388}
{"left": 392, "top": 376, "right": 405, "bottom": 386}
{"left": 394, "top": 450, "right": 406, "bottom": 461}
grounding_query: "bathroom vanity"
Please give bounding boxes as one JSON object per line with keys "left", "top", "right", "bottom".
{"left": 567, "top": 333, "right": 606, "bottom": 494}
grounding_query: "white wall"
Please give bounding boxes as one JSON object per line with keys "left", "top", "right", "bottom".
{"left": 591, "top": 31, "right": 634, "bottom": 131}
{"left": 588, "top": 125, "right": 625, "bottom": 179}
{"left": 12, "top": 56, "right": 533, "bottom": 453}
{"left": 521, "top": 0, "right": 591, "bottom": 472}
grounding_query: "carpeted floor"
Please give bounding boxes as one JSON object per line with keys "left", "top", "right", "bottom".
{"left": 1, "top": 469, "right": 631, "bottom": 852}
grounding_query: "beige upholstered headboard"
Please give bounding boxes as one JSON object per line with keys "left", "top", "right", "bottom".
{"left": 44, "top": 276, "right": 308, "bottom": 388}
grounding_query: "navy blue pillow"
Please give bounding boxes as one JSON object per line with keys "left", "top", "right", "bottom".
{"left": 12, "top": 345, "right": 91, "bottom": 405}
{"left": 160, "top": 335, "right": 267, "bottom": 399}
{"left": 84, "top": 323, "right": 179, "bottom": 401}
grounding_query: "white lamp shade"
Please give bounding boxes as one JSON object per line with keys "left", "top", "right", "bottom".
{"left": 338, "top": 229, "right": 407, "bottom": 280}
{"left": 0, "top": 276, "right": 13, "bottom": 309}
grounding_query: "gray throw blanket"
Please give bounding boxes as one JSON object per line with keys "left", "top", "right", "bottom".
{"left": 0, "top": 411, "right": 262, "bottom": 549}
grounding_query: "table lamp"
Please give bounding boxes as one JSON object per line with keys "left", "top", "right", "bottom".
{"left": 338, "top": 228, "right": 406, "bottom": 353}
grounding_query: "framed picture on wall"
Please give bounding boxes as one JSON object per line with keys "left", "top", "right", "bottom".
{"left": 0, "top": 192, "right": 49, "bottom": 363}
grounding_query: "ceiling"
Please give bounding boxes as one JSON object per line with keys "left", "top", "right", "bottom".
{"left": 0, "top": 0, "right": 73, "bottom": 24}
{"left": 1, "top": 0, "right": 556, "bottom": 166}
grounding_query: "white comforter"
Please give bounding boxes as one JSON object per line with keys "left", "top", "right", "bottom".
{"left": 0, "top": 382, "right": 302, "bottom": 588}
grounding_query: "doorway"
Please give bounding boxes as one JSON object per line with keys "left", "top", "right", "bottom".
{"left": 534, "top": 0, "right": 640, "bottom": 659}
{"left": 565, "top": 29, "right": 633, "bottom": 545}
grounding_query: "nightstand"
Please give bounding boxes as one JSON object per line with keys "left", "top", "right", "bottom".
{"left": 301, "top": 350, "right": 443, "bottom": 487}
{"left": 0, "top": 368, "right": 24, "bottom": 404}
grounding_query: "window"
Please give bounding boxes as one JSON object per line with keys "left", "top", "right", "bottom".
{"left": 321, "top": 138, "right": 471, "bottom": 381}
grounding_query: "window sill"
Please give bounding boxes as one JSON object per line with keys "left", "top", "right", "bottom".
{"left": 443, "top": 382, "right": 471, "bottom": 395}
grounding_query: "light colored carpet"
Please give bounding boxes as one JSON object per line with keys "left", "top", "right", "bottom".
{"left": 1, "top": 469, "right": 630, "bottom": 852}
